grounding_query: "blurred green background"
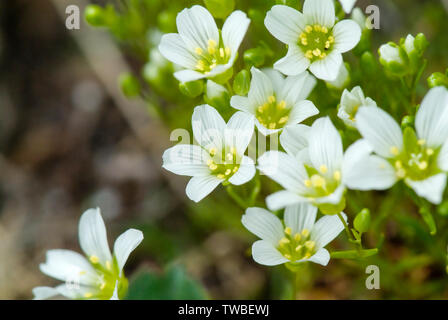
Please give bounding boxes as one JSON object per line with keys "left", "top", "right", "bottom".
{"left": 0, "top": 0, "right": 448, "bottom": 299}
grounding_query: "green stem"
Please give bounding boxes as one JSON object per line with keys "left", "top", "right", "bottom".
{"left": 292, "top": 271, "right": 299, "bottom": 300}
{"left": 226, "top": 185, "right": 247, "bottom": 209}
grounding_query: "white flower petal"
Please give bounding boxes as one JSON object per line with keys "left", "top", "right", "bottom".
{"left": 158, "top": 34, "right": 196, "bottom": 69}
{"left": 308, "top": 248, "right": 330, "bottom": 266}
{"left": 284, "top": 203, "right": 317, "bottom": 234}
{"left": 56, "top": 283, "right": 96, "bottom": 300}
{"left": 333, "top": 20, "right": 361, "bottom": 53}
{"left": 33, "top": 287, "right": 60, "bottom": 300}
{"left": 280, "top": 71, "right": 317, "bottom": 105}
{"left": 266, "top": 190, "right": 308, "bottom": 211}
{"left": 280, "top": 124, "right": 310, "bottom": 157}
{"left": 313, "top": 183, "right": 346, "bottom": 205}
{"left": 251, "top": 240, "right": 289, "bottom": 266}
{"left": 225, "top": 111, "right": 255, "bottom": 155}
{"left": 415, "top": 86, "right": 448, "bottom": 147}
{"left": 176, "top": 5, "right": 219, "bottom": 50}
{"left": 228, "top": 156, "right": 256, "bottom": 185}
{"left": 344, "top": 154, "right": 397, "bottom": 190}
{"left": 222, "top": 10, "right": 250, "bottom": 55}
{"left": 186, "top": 175, "right": 222, "bottom": 202}
{"left": 230, "top": 95, "right": 253, "bottom": 113}
{"left": 248, "top": 67, "right": 274, "bottom": 107}
{"left": 162, "top": 144, "right": 210, "bottom": 176}
{"left": 303, "top": 0, "right": 335, "bottom": 28}
{"left": 192, "top": 104, "right": 225, "bottom": 150}
{"left": 406, "top": 174, "right": 447, "bottom": 205}
{"left": 379, "top": 44, "right": 402, "bottom": 64}
{"left": 339, "top": 0, "right": 357, "bottom": 13}
{"left": 39, "top": 249, "right": 97, "bottom": 285}
{"left": 309, "top": 51, "right": 342, "bottom": 81}
{"left": 258, "top": 151, "right": 308, "bottom": 193}
{"left": 242, "top": 207, "right": 284, "bottom": 244}
{"left": 439, "top": 140, "right": 448, "bottom": 171}
{"left": 287, "top": 100, "right": 319, "bottom": 126}
{"left": 113, "top": 229, "right": 144, "bottom": 275}
{"left": 174, "top": 69, "right": 206, "bottom": 83}
{"left": 356, "top": 107, "right": 403, "bottom": 158}
{"left": 79, "top": 208, "right": 112, "bottom": 266}
{"left": 274, "top": 45, "right": 310, "bottom": 76}
{"left": 308, "top": 117, "right": 343, "bottom": 173}
{"left": 265, "top": 5, "right": 306, "bottom": 44}
{"left": 311, "top": 213, "right": 346, "bottom": 248}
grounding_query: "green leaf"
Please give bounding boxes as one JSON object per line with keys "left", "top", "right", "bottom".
{"left": 330, "top": 248, "right": 378, "bottom": 260}
{"left": 126, "top": 265, "right": 207, "bottom": 300}
{"left": 419, "top": 207, "right": 437, "bottom": 235}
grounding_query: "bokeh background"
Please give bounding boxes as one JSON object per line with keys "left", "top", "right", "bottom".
{"left": 1, "top": 0, "right": 448, "bottom": 299}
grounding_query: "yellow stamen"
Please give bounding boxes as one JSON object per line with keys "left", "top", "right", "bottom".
{"left": 418, "top": 139, "right": 426, "bottom": 146}
{"left": 279, "top": 237, "right": 290, "bottom": 246}
{"left": 333, "top": 171, "right": 341, "bottom": 181}
{"left": 304, "top": 179, "right": 312, "bottom": 187}
{"left": 225, "top": 169, "right": 232, "bottom": 175}
{"left": 311, "top": 175, "right": 325, "bottom": 188}
{"left": 305, "top": 50, "right": 313, "bottom": 59}
{"left": 301, "top": 229, "right": 310, "bottom": 237}
{"left": 426, "top": 148, "right": 434, "bottom": 156}
{"left": 209, "top": 148, "right": 217, "bottom": 156}
{"left": 84, "top": 292, "right": 93, "bottom": 298}
{"left": 294, "top": 233, "right": 302, "bottom": 241}
{"left": 322, "top": 26, "right": 328, "bottom": 33}
{"left": 313, "top": 48, "right": 322, "bottom": 57}
{"left": 89, "top": 256, "right": 99, "bottom": 264}
{"left": 285, "top": 227, "right": 292, "bottom": 235}
{"left": 195, "top": 47, "right": 203, "bottom": 55}
{"left": 106, "top": 261, "right": 112, "bottom": 270}
{"left": 305, "top": 25, "right": 313, "bottom": 33}
{"left": 418, "top": 161, "right": 428, "bottom": 170}
{"left": 305, "top": 240, "right": 315, "bottom": 251}
{"left": 268, "top": 95, "right": 276, "bottom": 104}
{"left": 390, "top": 146, "right": 399, "bottom": 156}
{"left": 319, "top": 165, "right": 328, "bottom": 174}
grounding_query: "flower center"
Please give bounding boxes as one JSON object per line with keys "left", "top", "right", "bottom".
{"left": 194, "top": 39, "right": 231, "bottom": 74}
{"left": 206, "top": 146, "right": 240, "bottom": 180}
{"left": 277, "top": 227, "right": 316, "bottom": 261}
{"left": 298, "top": 25, "right": 335, "bottom": 62}
{"left": 255, "top": 95, "right": 291, "bottom": 130}
{"left": 391, "top": 139, "right": 440, "bottom": 181}
{"left": 303, "top": 164, "right": 341, "bottom": 198}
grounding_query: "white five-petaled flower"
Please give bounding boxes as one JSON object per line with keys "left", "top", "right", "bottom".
{"left": 33, "top": 208, "right": 144, "bottom": 300}
{"left": 258, "top": 117, "right": 348, "bottom": 213}
{"left": 162, "top": 105, "right": 256, "bottom": 202}
{"left": 159, "top": 5, "right": 250, "bottom": 83}
{"left": 241, "top": 204, "right": 345, "bottom": 266}
{"left": 230, "top": 67, "right": 318, "bottom": 136}
{"left": 337, "top": 86, "right": 377, "bottom": 128}
{"left": 344, "top": 86, "right": 448, "bottom": 204}
{"left": 264, "top": 0, "right": 361, "bottom": 81}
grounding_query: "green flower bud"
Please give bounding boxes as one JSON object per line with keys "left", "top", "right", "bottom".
{"left": 233, "top": 70, "right": 251, "bottom": 96}
{"left": 119, "top": 73, "right": 141, "bottom": 98}
{"left": 378, "top": 43, "right": 407, "bottom": 76}
{"left": 360, "top": 52, "right": 377, "bottom": 76}
{"left": 244, "top": 48, "right": 265, "bottom": 68}
{"left": 414, "top": 33, "right": 429, "bottom": 55}
{"left": 85, "top": 5, "right": 106, "bottom": 27}
{"left": 401, "top": 115, "right": 415, "bottom": 130}
{"left": 179, "top": 80, "right": 204, "bottom": 98}
{"left": 427, "top": 72, "right": 448, "bottom": 89}
{"left": 204, "top": 0, "right": 235, "bottom": 19}
{"left": 354, "top": 209, "right": 371, "bottom": 234}
{"left": 205, "top": 80, "right": 229, "bottom": 110}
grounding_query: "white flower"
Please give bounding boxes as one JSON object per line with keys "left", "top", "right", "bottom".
{"left": 339, "top": 0, "right": 357, "bottom": 14}
{"left": 159, "top": 5, "right": 250, "bottom": 83}
{"left": 337, "top": 86, "right": 377, "bottom": 128}
{"left": 378, "top": 43, "right": 404, "bottom": 65}
{"left": 163, "top": 105, "right": 255, "bottom": 202}
{"left": 258, "top": 117, "right": 348, "bottom": 213}
{"left": 241, "top": 204, "right": 345, "bottom": 266}
{"left": 344, "top": 86, "right": 448, "bottom": 204}
{"left": 230, "top": 67, "right": 318, "bottom": 136}
{"left": 326, "top": 62, "right": 350, "bottom": 90}
{"left": 33, "top": 208, "right": 143, "bottom": 300}
{"left": 264, "top": 0, "right": 361, "bottom": 81}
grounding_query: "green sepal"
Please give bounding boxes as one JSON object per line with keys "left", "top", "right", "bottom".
{"left": 330, "top": 248, "right": 379, "bottom": 260}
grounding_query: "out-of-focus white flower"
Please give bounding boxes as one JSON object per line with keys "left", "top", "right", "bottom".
{"left": 337, "top": 86, "right": 377, "bottom": 128}
{"left": 241, "top": 204, "right": 345, "bottom": 266}
{"left": 163, "top": 105, "right": 255, "bottom": 202}
{"left": 326, "top": 63, "right": 350, "bottom": 90}
{"left": 265, "top": 0, "right": 361, "bottom": 81}
{"left": 33, "top": 208, "right": 143, "bottom": 300}
{"left": 345, "top": 87, "right": 448, "bottom": 204}
{"left": 159, "top": 5, "right": 250, "bottom": 83}
{"left": 230, "top": 67, "right": 318, "bottom": 136}
{"left": 339, "top": 0, "right": 357, "bottom": 14}
{"left": 258, "top": 117, "right": 348, "bottom": 213}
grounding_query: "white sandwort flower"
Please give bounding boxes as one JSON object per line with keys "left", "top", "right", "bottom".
{"left": 344, "top": 86, "right": 448, "bottom": 204}
{"left": 33, "top": 208, "right": 144, "bottom": 300}
{"left": 241, "top": 204, "right": 345, "bottom": 266}
{"left": 163, "top": 105, "right": 255, "bottom": 202}
{"left": 159, "top": 5, "right": 250, "bottom": 83}
{"left": 258, "top": 117, "right": 348, "bottom": 213}
{"left": 337, "top": 86, "right": 377, "bottom": 128}
{"left": 230, "top": 67, "right": 318, "bottom": 136}
{"left": 326, "top": 62, "right": 350, "bottom": 90}
{"left": 265, "top": 0, "right": 361, "bottom": 81}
